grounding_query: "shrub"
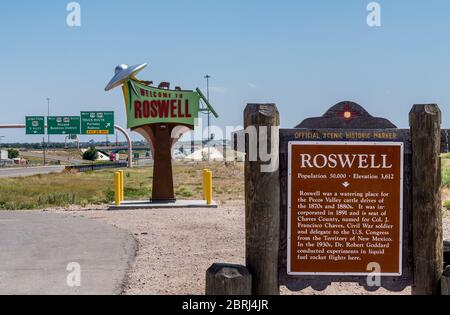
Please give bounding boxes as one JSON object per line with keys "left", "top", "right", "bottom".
{"left": 82, "top": 147, "right": 99, "bottom": 161}
{"left": 8, "top": 149, "right": 19, "bottom": 159}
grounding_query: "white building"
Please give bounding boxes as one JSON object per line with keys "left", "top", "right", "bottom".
{"left": 0, "top": 150, "right": 8, "bottom": 160}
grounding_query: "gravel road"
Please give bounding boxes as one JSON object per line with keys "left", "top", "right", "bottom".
{"left": 53, "top": 204, "right": 450, "bottom": 295}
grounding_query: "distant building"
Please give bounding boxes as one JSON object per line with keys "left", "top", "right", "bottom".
{"left": 0, "top": 150, "right": 8, "bottom": 160}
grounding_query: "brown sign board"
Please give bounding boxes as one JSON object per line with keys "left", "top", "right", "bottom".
{"left": 279, "top": 129, "right": 413, "bottom": 292}
{"left": 288, "top": 142, "right": 403, "bottom": 276}
{"left": 273, "top": 102, "right": 416, "bottom": 292}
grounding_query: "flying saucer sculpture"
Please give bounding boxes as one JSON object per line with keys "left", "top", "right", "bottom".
{"left": 105, "top": 63, "right": 148, "bottom": 91}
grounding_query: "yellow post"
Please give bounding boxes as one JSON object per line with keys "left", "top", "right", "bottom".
{"left": 114, "top": 172, "right": 121, "bottom": 206}
{"left": 205, "top": 170, "right": 213, "bottom": 205}
{"left": 203, "top": 169, "right": 208, "bottom": 200}
{"left": 119, "top": 170, "right": 125, "bottom": 202}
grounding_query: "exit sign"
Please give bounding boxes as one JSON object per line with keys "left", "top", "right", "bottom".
{"left": 81, "top": 111, "right": 114, "bottom": 135}
{"left": 26, "top": 116, "right": 45, "bottom": 135}
{"left": 47, "top": 116, "right": 81, "bottom": 135}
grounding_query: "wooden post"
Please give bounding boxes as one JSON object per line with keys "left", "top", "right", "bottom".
{"left": 409, "top": 104, "right": 443, "bottom": 295}
{"left": 244, "top": 104, "right": 280, "bottom": 295}
{"left": 442, "top": 266, "right": 450, "bottom": 295}
{"left": 205, "top": 263, "right": 252, "bottom": 295}
{"left": 444, "top": 240, "right": 450, "bottom": 267}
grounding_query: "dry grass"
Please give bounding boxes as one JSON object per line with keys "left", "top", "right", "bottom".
{"left": 0, "top": 162, "right": 244, "bottom": 210}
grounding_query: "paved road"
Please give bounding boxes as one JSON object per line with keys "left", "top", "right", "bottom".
{"left": 0, "top": 166, "right": 65, "bottom": 178}
{"left": 0, "top": 212, "right": 136, "bottom": 295}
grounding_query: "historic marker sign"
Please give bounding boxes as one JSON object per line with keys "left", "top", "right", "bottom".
{"left": 47, "top": 116, "right": 81, "bottom": 135}
{"left": 81, "top": 111, "right": 114, "bottom": 135}
{"left": 25, "top": 116, "right": 45, "bottom": 135}
{"left": 277, "top": 102, "right": 413, "bottom": 292}
{"left": 288, "top": 142, "right": 404, "bottom": 276}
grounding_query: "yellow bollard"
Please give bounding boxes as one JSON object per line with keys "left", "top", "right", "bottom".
{"left": 114, "top": 172, "right": 121, "bottom": 206}
{"left": 205, "top": 170, "right": 213, "bottom": 205}
{"left": 203, "top": 169, "right": 208, "bottom": 201}
{"left": 119, "top": 170, "right": 125, "bottom": 202}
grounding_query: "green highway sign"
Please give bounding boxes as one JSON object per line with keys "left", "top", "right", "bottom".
{"left": 47, "top": 116, "right": 81, "bottom": 135}
{"left": 25, "top": 116, "right": 45, "bottom": 135}
{"left": 81, "top": 111, "right": 114, "bottom": 135}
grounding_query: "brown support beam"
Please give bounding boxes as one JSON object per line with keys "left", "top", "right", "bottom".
{"left": 151, "top": 124, "right": 175, "bottom": 202}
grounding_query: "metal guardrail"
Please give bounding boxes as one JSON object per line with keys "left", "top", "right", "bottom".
{"left": 65, "top": 162, "right": 128, "bottom": 173}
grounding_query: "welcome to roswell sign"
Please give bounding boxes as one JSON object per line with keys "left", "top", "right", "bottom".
{"left": 122, "top": 79, "right": 210, "bottom": 129}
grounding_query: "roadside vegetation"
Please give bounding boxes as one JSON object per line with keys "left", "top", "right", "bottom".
{"left": 0, "top": 162, "right": 244, "bottom": 210}
{"left": 2, "top": 154, "right": 450, "bottom": 211}
{"left": 82, "top": 147, "right": 99, "bottom": 161}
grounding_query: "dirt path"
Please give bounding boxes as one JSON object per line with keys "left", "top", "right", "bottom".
{"left": 57, "top": 203, "right": 450, "bottom": 295}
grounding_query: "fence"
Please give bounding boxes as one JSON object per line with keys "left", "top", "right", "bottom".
{"left": 65, "top": 162, "right": 128, "bottom": 173}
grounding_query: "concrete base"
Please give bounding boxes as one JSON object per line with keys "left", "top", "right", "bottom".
{"left": 108, "top": 199, "right": 218, "bottom": 210}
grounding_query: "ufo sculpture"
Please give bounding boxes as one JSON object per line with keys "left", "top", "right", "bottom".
{"left": 105, "top": 64, "right": 148, "bottom": 92}
{"left": 106, "top": 63, "right": 218, "bottom": 202}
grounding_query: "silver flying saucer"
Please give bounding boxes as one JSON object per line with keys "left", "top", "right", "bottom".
{"left": 105, "top": 63, "right": 148, "bottom": 91}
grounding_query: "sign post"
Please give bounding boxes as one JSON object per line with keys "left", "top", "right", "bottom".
{"left": 81, "top": 111, "right": 115, "bottom": 135}
{"left": 25, "top": 116, "right": 45, "bottom": 135}
{"left": 47, "top": 116, "right": 81, "bottom": 135}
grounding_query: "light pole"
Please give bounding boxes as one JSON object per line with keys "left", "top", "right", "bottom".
{"left": 46, "top": 98, "right": 50, "bottom": 146}
{"left": 204, "top": 75, "right": 211, "bottom": 161}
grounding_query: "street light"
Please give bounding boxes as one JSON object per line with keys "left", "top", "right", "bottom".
{"left": 204, "top": 75, "right": 211, "bottom": 161}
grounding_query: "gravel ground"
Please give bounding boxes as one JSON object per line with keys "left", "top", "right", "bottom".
{"left": 52, "top": 204, "right": 450, "bottom": 295}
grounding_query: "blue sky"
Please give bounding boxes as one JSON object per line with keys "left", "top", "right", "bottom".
{"left": 1, "top": 0, "right": 450, "bottom": 142}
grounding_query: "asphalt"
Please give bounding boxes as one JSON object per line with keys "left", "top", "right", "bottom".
{"left": 0, "top": 212, "right": 136, "bottom": 295}
{"left": 0, "top": 166, "right": 65, "bottom": 178}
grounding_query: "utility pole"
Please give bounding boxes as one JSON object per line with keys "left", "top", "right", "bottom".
{"left": 46, "top": 98, "right": 50, "bottom": 147}
{"left": 42, "top": 137, "right": 46, "bottom": 166}
{"left": 204, "top": 75, "right": 211, "bottom": 162}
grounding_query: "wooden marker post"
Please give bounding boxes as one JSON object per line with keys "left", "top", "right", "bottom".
{"left": 206, "top": 263, "right": 252, "bottom": 295}
{"left": 409, "top": 104, "right": 443, "bottom": 295}
{"left": 244, "top": 104, "right": 280, "bottom": 295}
{"left": 442, "top": 266, "right": 450, "bottom": 295}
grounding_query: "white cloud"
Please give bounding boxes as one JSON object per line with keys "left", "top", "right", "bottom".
{"left": 248, "top": 83, "right": 258, "bottom": 89}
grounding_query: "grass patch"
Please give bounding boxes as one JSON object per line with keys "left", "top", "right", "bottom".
{"left": 0, "top": 162, "right": 244, "bottom": 210}
{"left": 444, "top": 200, "right": 450, "bottom": 211}
{"left": 443, "top": 167, "right": 450, "bottom": 188}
